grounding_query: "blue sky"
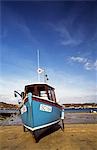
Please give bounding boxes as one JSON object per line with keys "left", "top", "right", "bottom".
{"left": 0, "top": 1, "right": 97, "bottom": 104}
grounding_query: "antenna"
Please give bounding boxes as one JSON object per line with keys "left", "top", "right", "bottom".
{"left": 37, "top": 50, "right": 48, "bottom": 83}
{"left": 44, "top": 70, "right": 49, "bottom": 83}
{"left": 37, "top": 49, "right": 40, "bottom": 82}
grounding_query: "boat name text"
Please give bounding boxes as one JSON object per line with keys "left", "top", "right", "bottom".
{"left": 40, "top": 104, "right": 52, "bottom": 112}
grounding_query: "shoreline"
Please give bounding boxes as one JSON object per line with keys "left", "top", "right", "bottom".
{"left": 1, "top": 112, "right": 97, "bottom": 126}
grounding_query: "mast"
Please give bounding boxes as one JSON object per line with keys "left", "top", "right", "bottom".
{"left": 37, "top": 49, "right": 48, "bottom": 83}
{"left": 37, "top": 49, "right": 40, "bottom": 82}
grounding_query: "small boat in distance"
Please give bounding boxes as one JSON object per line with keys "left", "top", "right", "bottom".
{"left": 14, "top": 51, "right": 64, "bottom": 142}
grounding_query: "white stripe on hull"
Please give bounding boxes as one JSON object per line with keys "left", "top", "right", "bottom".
{"left": 24, "top": 120, "right": 60, "bottom": 131}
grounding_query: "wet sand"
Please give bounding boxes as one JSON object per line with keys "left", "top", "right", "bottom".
{"left": 0, "top": 124, "right": 97, "bottom": 150}
{"left": 0, "top": 113, "right": 97, "bottom": 126}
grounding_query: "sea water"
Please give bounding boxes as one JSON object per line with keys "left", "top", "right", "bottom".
{"left": 64, "top": 108, "right": 97, "bottom": 113}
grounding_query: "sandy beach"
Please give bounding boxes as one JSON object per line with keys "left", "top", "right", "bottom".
{"left": 0, "top": 113, "right": 97, "bottom": 150}
{"left": 0, "top": 123, "right": 97, "bottom": 150}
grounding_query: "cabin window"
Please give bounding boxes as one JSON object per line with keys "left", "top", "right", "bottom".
{"left": 48, "top": 90, "right": 52, "bottom": 100}
{"left": 51, "top": 90, "right": 56, "bottom": 102}
{"left": 40, "top": 91, "right": 47, "bottom": 98}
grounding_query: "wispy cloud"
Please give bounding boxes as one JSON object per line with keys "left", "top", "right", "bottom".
{"left": 48, "top": 22, "right": 82, "bottom": 46}
{"left": 60, "top": 95, "right": 97, "bottom": 104}
{"left": 1, "top": 6, "right": 39, "bottom": 46}
{"left": 84, "top": 60, "right": 97, "bottom": 70}
{"left": 84, "top": 62, "right": 94, "bottom": 70}
{"left": 15, "top": 22, "right": 39, "bottom": 45}
{"left": 94, "top": 60, "right": 97, "bottom": 70}
{"left": 84, "top": 61, "right": 97, "bottom": 71}
{"left": 70, "top": 57, "right": 87, "bottom": 63}
{"left": 70, "top": 56, "right": 97, "bottom": 71}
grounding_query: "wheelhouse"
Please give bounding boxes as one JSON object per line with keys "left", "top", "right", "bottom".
{"left": 25, "top": 84, "right": 56, "bottom": 102}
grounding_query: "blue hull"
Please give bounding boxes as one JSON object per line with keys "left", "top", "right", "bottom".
{"left": 21, "top": 97, "right": 62, "bottom": 131}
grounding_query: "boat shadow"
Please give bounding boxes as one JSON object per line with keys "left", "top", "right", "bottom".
{"left": 32, "top": 123, "right": 61, "bottom": 142}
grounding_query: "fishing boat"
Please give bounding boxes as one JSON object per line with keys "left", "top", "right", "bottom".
{"left": 14, "top": 83, "right": 64, "bottom": 141}
{"left": 14, "top": 51, "right": 64, "bottom": 142}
